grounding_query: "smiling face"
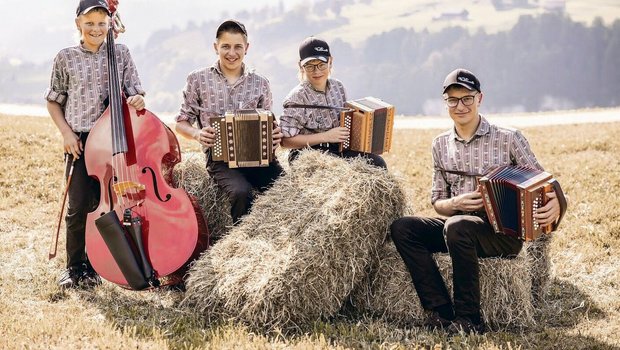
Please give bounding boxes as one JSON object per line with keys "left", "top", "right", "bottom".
{"left": 444, "top": 85, "right": 483, "bottom": 130}
{"left": 214, "top": 31, "right": 249, "bottom": 77}
{"left": 300, "top": 58, "right": 331, "bottom": 91}
{"left": 75, "top": 9, "right": 109, "bottom": 52}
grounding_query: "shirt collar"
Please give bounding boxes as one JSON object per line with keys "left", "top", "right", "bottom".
{"left": 212, "top": 60, "right": 248, "bottom": 78}
{"left": 302, "top": 79, "right": 331, "bottom": 93}
{"left": 78, "top": 41, "right": 107, "bottom": 54}
{"left": 450, "top": 114, "right": 490, "bottom": 142}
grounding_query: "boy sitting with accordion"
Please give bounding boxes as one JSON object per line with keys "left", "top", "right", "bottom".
{"left": 390, "top": 68, "right": 566, "bottom": 335}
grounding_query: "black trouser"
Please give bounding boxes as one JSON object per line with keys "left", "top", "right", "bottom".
{"left": 207, "top": 159, "right": 284, "bottom": 224}
{"left": 288, "top": 143, "right": 387, "bottom": 169}
{"left": 390, "top": 215, "right": 522, "bottom": 319}
{"left": 64, "top": 132, "right": 100, "bottom": 268}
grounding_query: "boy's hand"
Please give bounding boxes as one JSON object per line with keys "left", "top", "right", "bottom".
{"left": 127, "top": 95, "right": 145, "bottom": 111}
{"left": 62, "top": 130, "right": 82, "bottom": 159}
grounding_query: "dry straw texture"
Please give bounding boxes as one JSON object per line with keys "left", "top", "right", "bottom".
{"left": 352, "top": 238, "right": 551, "bottom": 330}
{"left": 170, "top": 152, "right": 233, "bottom": 242}
{"left": 182, "top": 150, "right": 407, "bottom": 330}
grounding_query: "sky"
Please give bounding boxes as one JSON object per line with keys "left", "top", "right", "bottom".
{"left": 0, "top": 0, "right": 307, "bottom": 63}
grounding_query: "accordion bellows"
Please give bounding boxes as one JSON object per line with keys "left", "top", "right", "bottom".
{"left": 210, "top": 109, "right": 274, "bottom": 168}
{"left": 340, "top": 97, "right": 395, "bottom": 154}
{"left": 479, "top": 165, "right": 567, "bottom": 241}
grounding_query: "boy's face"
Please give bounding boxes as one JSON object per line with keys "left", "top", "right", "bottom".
{"left": 75, "top": 9, "right": 109, "bottom": 52}
{"left": 301, "top": 58, "right": 330, "bottom": 89}
{"left": 444, "top": 86, "right": 483, "bottom": 129}
{"left": 214, "top": 31, "right": 249, "bottom": 75}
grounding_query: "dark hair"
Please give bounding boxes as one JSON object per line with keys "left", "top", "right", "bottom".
{"left": 216, "top": 21, "right": 247, "bottom": 40}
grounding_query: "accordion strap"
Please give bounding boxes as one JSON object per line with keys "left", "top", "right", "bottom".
{"left": 436, "top": 168, "right": 483, "bottom": 177}
{"left": 283, "top": 103, "right": 351, "bottom": 111}
{"left": 548, "top": 179, "right": 568, "bottom": 229}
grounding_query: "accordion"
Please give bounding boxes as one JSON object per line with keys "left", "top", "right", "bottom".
{"left": 478, "top": 165, "right": 567, "bottom": 241}
{"left": 339, "top": 97, "right": 395, "bottom": 154}
{"left": 209, "top": 109, "right": 274, "bottom": 168}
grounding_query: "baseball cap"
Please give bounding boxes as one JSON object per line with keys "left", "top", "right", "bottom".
{"left": 442, "top": 68, "right": 481, "bottom": 93}
{"left": 76, "top": 0, "right": 110, "bottom": 16}
{"left": 216, "top": 19, "right": 248, "bottom": 38}
{"left": 299, "top": 37, "right": 331, "bottom": 65}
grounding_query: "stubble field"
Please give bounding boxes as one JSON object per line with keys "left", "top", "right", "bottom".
{"left": 0, "top": 114, "right": 618, "bottom": 349}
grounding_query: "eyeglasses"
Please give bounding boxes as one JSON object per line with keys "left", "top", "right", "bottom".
{"left": 302, "top": 62, "right": 328, "bottom": 73}
{"left": 444, "top": 93, "right": 478, "bottom": 108}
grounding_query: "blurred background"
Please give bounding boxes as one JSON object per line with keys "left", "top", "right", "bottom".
{"left": 1, "top": 0, "right": 619, "bottom": 119}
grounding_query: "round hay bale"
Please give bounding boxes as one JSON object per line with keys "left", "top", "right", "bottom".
{"left": 352, "top": 241, "right": 538, "bottom": 330}
{"left": 171, "top": 153, "right": 233, "bottom": 242}
{"left": 182, "top": 150, "right": 407, "bottom": 330}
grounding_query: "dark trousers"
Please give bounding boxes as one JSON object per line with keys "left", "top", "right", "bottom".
{"left": 390, "top": 215, "right": 522, "bottom": 318}
{"left": 288, "top": 144, "right": 388, "bottom": 169}
{"left": 208, "top": 159, "right": 283, "bottom": 224}
{"left": 64, "top": 133, "right": 100, "bottom": 268}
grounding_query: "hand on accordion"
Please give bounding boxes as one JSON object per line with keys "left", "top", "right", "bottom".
{"left": 196, "top": 126, "right": 217, "bottom": 148}
{"left": 323, "top": 126, "right": 350, "bottom": 143}
{"left": 533, "top": 190, "right": 561, "bottom": 226}
{"left": 272, "top": 125, "right": 283, "bottom": 150}
{"left": 452, "top": 190, "right": 485, "bottom": 213}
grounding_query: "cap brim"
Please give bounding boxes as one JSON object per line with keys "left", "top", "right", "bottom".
{"left": 79, "top": 6, "right": 110, "bottom": 16}
{"left": 443, "top": 82, "right": 476, "bottom": 93}
{"left": 300, "top": 56, "right": 329, "bottom": 66}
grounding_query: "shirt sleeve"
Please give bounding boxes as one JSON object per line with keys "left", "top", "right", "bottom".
{"left": 280, "top": 90, "right": 306, "bottom": 138}
{"left": 259, "top": 77, "right": 273, "bottom": 111}
{"left": 510, "top": 130, "right": 543, "bottom": 171}
{"left": 430, "top": 141, "right": 450, "bottom": 204}
{"left": 120, "top": 45, "right": 145, "bottom": 97}
{"left": 44, "top": 52, "right": 68, "bottom": 105}
{"left": 175, "top": 73, "right": 200, "bottom": 126}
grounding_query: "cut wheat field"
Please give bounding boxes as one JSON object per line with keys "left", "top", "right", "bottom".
{"left": 0, "top": 114, "right": 618, "bottom": 349}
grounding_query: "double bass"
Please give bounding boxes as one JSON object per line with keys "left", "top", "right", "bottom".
{"left": 84, "top": 2, "right": 209, "bottom": 289}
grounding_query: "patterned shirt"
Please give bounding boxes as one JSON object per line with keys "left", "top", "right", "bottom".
{"left": 431, "top": 115, "right": 542, "bottom": 204}
{"left": 280, "top": 78, "right": 347, "bottom": 137}
{"left": 175, "top": 62, "right": 272, "bottom": 127}
{"left": 44, "top": 42, "right": 144, "bottom": 132}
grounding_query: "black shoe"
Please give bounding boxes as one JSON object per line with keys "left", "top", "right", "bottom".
{"left": 447, "top": 317, "right": 486, "bottom": 335}
{"left": 423, "top": 311, "right": 453, "bottom": 330}
{"left": 78, "top": 262, "right": 102, "bottom": 289}
{"left": 57, "top": 266, "right": 81, "bottom": 290}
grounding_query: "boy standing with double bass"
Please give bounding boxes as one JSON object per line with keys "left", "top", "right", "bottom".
{"left": 45, "top": 0, "right": 145, "bottom": 289}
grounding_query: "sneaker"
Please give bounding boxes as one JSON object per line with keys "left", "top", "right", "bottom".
{"left": 78, "top": 262, "right": 102, "bottom": 289}
{"left": 423, "top": 311, "right": 453, "bottom": 330}
{"left": 447, "top": 317, "right": 486, "bottom": 335}
{"left": 57, "top": 266, "right": 81, "bottom": 290}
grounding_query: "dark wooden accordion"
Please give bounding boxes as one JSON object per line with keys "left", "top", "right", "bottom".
{"left": 339, "top": 97, "right": 395, "bottom": 154}
{"left": 209, "top": 109, "right": 274, "bottom": 168}
{"left": 478, "top": 165, "right": 567, "bottom": 241}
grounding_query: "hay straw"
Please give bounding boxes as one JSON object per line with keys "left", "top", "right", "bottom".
{"left": 171, "top": 152, "right": 233, "bottom": 242}
{"left": 182, "top": 150, "right": 407, "bottom": 331}
{"left": 352, "top": 237, "right": 551, "bottom": 330}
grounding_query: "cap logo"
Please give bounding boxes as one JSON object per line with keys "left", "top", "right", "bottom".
{"left": 314, "top": 47, "right": 328, "bottom": 52}
{"left": 458, "top": 76, "right": 474, "bottom": 85}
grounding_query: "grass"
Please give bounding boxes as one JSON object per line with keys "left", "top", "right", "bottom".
{"left": 0, "top": 113, "right": 619, "bottom": 349}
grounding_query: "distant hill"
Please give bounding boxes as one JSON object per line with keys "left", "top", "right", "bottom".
{"left": 4, "top": 0, "right": 620, "bottom": 116}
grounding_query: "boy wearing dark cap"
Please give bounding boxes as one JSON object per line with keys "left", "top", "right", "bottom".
{"left": 389, "top": 68, "right": 562, "bottom": 334}
{"left": 280, "top": 36, "right": 386, "bottom": 168}
{"left": 175, "top": 19, "right": 283, "bottom": 225}
{"left": 45, "top": 0, "right": 146, "bottom": 289}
